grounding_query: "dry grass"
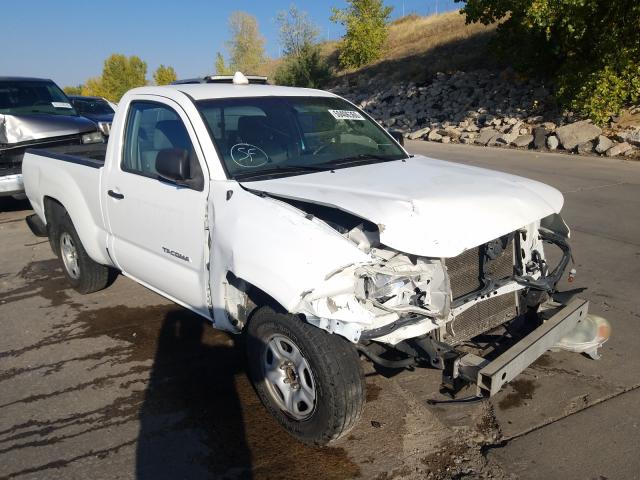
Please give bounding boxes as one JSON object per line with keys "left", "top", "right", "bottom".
{"left": 326, "top": 10, "right": 499, "bottom": 85}
{"left": 385, "top": 11, "right": 494, "bottom": 63}
{"left": 262, "top": 11, "right": 498, "bottom": 85}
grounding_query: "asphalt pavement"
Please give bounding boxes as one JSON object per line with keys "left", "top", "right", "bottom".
{"left": 0, "top": 141, "right": 638, "bottom": 479}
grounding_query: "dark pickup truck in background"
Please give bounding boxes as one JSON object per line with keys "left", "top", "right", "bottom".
{"left": 68, "top": 95, "right": 116, "bottom": 137}
{"left": 0, "top": 77, "right": 103, "bottom": 199}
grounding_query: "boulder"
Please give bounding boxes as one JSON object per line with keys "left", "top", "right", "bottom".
{"left": 594, "top": 135, "right": 613, "bottom": 154}
{"left": 476, "top": 128, "right": 499, "bottom": 146}
{"left": 427, "top": 130, "right": 443, "bottom": 142}
{"left": 547, "top": 135, "right": 559, "bottom": 150}
{"left": 496, "top": 132, "right": 518, "bottom": 145}
{"left": 441, "top": 136, "right": 451, "bottom": 144}
{"left": 408, "top": 126, "right": 431, "bottom": 140}
{"left": 554, "top": 120, "right": 602, "bottom": 150}
{"left": 512, "top": 135, "right": 534, "bottom": 148}
{"left": 533, "top": 127, "right": 548, "bottom": 149}
{"left": 444, "top": 126, "right": 462, "bottom": 139}
{"left": 605, "top": 142, "right": 633, "bottom": 157}
{"left": 577, "top": 141, "right": 594, "bottom": 155}
{"left": 626, "top": 130, "right": 640, "bottom": 147}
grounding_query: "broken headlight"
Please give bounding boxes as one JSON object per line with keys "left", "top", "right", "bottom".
{"left": 365, "top": 274, "right": 412, "bottom": 301}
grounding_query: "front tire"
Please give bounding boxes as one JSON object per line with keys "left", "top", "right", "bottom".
{"left": 246, "top": 307, "right": 365, "bottom": 445}
{"left": 55, "top": 213, "right": 109, "bottom": 294}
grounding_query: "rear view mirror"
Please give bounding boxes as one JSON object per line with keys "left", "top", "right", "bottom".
{"left": 156, "top": 148, "right": 190, "bottom": 183}
{"left": 388, "top": 130, "right": 405, "bottom": 146}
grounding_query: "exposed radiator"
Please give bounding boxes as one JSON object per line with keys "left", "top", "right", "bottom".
{"left": 443, "top": 235, "right": 517, "bottom": 345}
{"left": 445, "top": 292, "right": 518, "bottom": 345}
{"left": 445, "top": 236, "right": 515, "bottom": 300}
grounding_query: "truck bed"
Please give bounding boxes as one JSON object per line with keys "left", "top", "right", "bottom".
{"left": 27, "top": 143, "right": 107, "bottom": 167}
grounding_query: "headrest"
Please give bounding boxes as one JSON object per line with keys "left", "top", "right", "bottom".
{"left": 237, "top": 115, "right": 269, "bottom": 142}
{"left": 153, "top": 120, "right": 188, "bottom": 150}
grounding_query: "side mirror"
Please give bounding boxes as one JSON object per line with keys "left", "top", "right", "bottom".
{"left": 156, "top": 148, "right": 190, "bottom": 183}
{"left": 388, "top": 130, "right": 405, "bottom": 146}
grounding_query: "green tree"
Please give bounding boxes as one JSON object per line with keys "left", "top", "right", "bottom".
{"left": 82, "top": 54, "right": 147, "bottom": 102}
{"left": 63, "top": 85, "right": 83, "bottom": 96}
{"left": 153, "top": 64, "right": 177, "bottom": 85}
{"left": 226, "top": 11, "right": 267, "bottom": 73}
{"left": 274, "top": 6, "right": 330, "bottom": 88}
{"left": 215, "top": 52, "right": 232, "bottom": 75}
{"left": 457, "top": 0, "right": 640, "bottom": 124}
{"left": 275, "top": 44, "right": 331, "bottom": 88}
{"left": 330, "top": 0, "right": 393, "bottom": 69}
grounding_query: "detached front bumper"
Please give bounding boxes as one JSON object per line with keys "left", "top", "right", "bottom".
{"left": 451, "top": 298, "right": 609, "bottom": 397}
{"left": 0, "top": 173, "right": 24, "bottom": 197}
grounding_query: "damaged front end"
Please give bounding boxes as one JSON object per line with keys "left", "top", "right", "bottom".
{"left": 292, "top": 204, "right": 609, "bottom": 397}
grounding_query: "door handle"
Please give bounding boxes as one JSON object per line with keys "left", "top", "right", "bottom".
{"left": 107, "top": 190, "right": 125, "bottom": 200}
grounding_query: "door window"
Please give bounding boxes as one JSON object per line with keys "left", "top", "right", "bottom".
{"left": 122, "top": 101, "right": 204, "bottom": 189}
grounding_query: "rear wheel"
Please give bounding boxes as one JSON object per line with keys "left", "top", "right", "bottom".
{"left": 55, "top": 213, "right": 109, "bottom": 294}
{"left": 246, "top": 307, "right": 365, "bottom": 445}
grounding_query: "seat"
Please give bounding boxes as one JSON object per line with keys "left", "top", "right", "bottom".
{"left": 140, "top": 120, "right": 192, "bottom": 176}
{"left": 236, "top": 115, "right": 289, "bottom": 164}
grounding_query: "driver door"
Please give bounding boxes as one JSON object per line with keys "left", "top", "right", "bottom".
{"left": 103, "top": 99, "right": 210, "bottom": 316}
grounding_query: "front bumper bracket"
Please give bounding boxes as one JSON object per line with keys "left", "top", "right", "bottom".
{"left": 455, "top": 297, "right": 591, "bottom": 397}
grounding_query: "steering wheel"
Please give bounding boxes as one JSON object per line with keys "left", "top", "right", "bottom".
{"left": 312, "top": 143, "right": 330, "bottom": 155}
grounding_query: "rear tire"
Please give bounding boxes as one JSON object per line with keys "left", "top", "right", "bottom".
{"left": 55, "top": 213, "right": 109, "bottom": 294}
{"left": 246, "top": 307, "right": 365, "bottom": 445}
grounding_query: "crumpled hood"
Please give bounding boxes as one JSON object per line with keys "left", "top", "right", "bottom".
{"left": 0, "top": 113, "right": 97, "bottom": 144}
{"left": 244, "top": 155, "right": 564, "bottom": 258}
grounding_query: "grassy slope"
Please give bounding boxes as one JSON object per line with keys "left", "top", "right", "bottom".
{"left": 327, "top": 11, "right": 498, "bottom": 86}
{"left": 261, "top": 11, "right": 497, "bottom": 86}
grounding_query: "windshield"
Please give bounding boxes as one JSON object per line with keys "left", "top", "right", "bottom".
{"left": 71, "top": 98, "right": 114, "bottom": 115}
{"left": 197, "top": 96, "right": 407, "bottom": 180}
{"left": 0, "top": 80, "right": 78, "bottom": 116}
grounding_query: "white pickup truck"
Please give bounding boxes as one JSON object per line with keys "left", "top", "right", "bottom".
{"left": 23, "top": 73, "right": 609, "bottom": 445}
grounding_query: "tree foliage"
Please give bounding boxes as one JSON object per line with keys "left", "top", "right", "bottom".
{"left": 457, "top": 0, "right": 640, "bottom": 124}
{"left": 277, "top": 5, "right": 319, "bottom": 58}
{"left": 63, "top": 85, "right": 83, "bottom": 96}
{"left": 330, "top": 0, "right": 393, "bottom": 69}
{"left": 226, "top": 11, "right": 267, "bottom": 74}
{"left": 274, "top": 5, "right": 330, "bottom": 88}
{"left": 82, "top": 54, "right": 147, "bottom": 102}
{"left": 215, "top": 52, "right": 232, "bottom": 75}
{"left": 275, "top": 44, "right": 331, "bottom": 88}
{"left": 153, "top": 65, "right": 177, "bottom": 85}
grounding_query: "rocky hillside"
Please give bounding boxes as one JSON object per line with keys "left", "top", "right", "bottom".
{"left": 331, "top": 69, "right": 639, "bottom": 158}
{"left": 327, "top": 13, "right": 639, "bottom": 159}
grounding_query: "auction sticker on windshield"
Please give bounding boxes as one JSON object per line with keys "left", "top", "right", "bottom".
{"left": 328, "top": 109, "right": 365, "bottom": 121}
{"left": 51, "top": 102, "right": 73, "bottom": 109}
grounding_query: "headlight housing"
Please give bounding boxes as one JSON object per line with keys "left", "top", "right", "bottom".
{"left": 365, "top": 274, "right": 413, "bottom": 302}
{"left": 81, "top": 131, "right": 104, "bottom": 144}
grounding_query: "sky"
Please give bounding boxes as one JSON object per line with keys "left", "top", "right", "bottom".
{"left": 1, "top": 0, "right": 459, "bottom": 88}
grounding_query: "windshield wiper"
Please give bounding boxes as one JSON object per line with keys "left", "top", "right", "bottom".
{"left": 324, "top": 153, "right": 404, "bottom": 165}
{"left": 234, "top": 163, "right": 335, "bottom": 180}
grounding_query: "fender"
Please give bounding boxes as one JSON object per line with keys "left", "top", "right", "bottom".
{"left": 208, "top": 180, "right": 370, "bottom": 333}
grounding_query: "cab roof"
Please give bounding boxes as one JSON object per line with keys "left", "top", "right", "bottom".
{"left": 128, "top": 83, "right": 337, "bottom": 101}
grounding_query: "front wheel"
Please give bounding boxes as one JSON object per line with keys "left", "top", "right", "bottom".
{"left": 246, "top": 307, "right": 365, "bottom": 445}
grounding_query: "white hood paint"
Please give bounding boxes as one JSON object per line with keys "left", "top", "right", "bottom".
{"left": 245, "top": 155, "right": 564, "bottom": 258}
